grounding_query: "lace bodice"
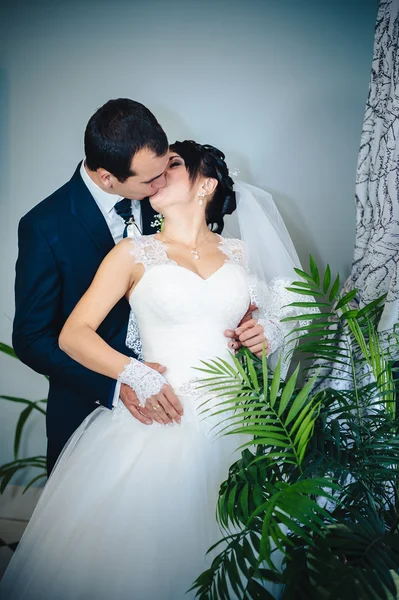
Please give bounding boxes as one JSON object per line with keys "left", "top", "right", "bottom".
{"left": 125, "top": 235, "right": 309, "bottom": 382}
{"left": 126, "top": 236, "right": 248, "bottom": 359}
{"left": 125, "top": 236, "right": 250, "bottom": 389}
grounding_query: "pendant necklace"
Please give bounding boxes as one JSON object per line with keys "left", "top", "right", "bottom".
{"left": 162, "top": 230, "right": 211, "bottom": 260}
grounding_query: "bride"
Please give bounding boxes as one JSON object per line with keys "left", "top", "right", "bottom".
{"left": 0, "top": 141, "right": 301, "bottom": 600}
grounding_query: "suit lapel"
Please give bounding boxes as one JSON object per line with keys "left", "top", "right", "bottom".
{"left": 141, "top": 197, "right": 159, "bottom": 235}
{"left": 69, "top": 163, "right": 115, "bottom": 254}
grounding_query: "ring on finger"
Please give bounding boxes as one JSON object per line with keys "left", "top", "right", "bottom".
{"left": 152, "top": 404, "right": 160, "bottom": 411}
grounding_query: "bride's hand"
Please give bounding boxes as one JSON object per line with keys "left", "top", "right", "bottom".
{"left": 143, "top": 362, "right": 184, "bottom": 425}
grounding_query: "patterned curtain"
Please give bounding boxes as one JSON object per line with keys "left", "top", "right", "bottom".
{"left": 314, "top": 0, "right": 399, "bottom": 389}
{"left": 348, "top": 0, "right": 399, "bottom": 337}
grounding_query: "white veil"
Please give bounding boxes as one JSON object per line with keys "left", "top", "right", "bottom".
{"left": 233, "top": 180, "right": 301, "bottom": 282}
{"left": 223, "top": 179, "right": 315, "bottom": 376}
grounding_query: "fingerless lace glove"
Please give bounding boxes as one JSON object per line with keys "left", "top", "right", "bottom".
{"left": 118, "top": 358, "right": 166, "bottom": 407}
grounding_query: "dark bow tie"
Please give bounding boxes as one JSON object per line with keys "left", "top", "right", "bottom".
{"left": 114, "top": 198, "right": 141, "bottom": 238}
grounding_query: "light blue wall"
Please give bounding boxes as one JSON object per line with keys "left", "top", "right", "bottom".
{"left": 0, "top": 0, "right": 378, "bottom": 485}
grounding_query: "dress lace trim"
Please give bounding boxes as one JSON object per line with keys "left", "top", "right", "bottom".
{"left": 128, "top": 234, "right": 247, "bottom": 272}
{"left": 128, "top": 235, "right": 178, "bottom": 270}
{"left": 126, "top": 311, "right": 143, "bottom": 360}
{"left": 217, "top": 236, "right": 248, "bottom": 270}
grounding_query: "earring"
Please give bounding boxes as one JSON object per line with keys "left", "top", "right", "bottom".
{"left": 198, "top": 191, "right": 205, "bottom": 206}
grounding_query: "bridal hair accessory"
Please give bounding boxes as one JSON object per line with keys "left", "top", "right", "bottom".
{"left": 118, "top": 358, "right": 166, "bottom": 406}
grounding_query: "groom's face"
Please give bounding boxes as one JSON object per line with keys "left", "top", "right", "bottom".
{"left": 110, "top": 148, "right": 169, "bottom": 200}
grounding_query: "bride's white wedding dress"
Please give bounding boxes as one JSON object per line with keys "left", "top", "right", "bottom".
{"left": 0, "top": 236, "right": 284, "bottom": 600}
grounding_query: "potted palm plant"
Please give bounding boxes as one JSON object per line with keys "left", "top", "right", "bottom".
{"left": 191, "top": 259, "right": 399, "bottom": 600}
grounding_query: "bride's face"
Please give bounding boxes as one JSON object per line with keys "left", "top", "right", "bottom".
{"left": 149, "top": 152, "right": 202, "bottom": 212}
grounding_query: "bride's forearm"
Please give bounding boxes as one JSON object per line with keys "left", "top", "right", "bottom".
{"left": 58, "top": 240, "right": 140, "bottom": 380}
{"left": 59, "top": 322, "right": 170, "bottom": 409}
{"left": 59, "top": 324, "right": 129, "bottom": 381}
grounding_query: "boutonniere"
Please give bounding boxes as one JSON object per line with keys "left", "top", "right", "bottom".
{"left": 150, "top": 213, "right": 165, "bottom": 232}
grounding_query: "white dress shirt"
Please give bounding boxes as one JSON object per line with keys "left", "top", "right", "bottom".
{"left": 80, "top": 161, "right": 142, "bottom": 406}
{"left": 80, "top": 161, "right": 142, "bottom": 241}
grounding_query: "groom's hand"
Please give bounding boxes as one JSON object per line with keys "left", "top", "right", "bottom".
{"left": 235, "top": 319, "right": 270, "bottom": 357}
{"left": 120, "top": 383, "right": 153, "bottom": 425}
{"left": 224, "top": 303, "right": 257, "bottom": 351}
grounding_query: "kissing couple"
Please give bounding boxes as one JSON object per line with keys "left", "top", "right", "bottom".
{"left": 1, "top": 98, "right": 305, "bottom": 600}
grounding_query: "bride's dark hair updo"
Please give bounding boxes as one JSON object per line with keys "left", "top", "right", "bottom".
{"left": 169, "top": 140, "right": 236, "bottom": 234}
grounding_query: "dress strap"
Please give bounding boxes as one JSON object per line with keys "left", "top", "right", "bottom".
{"left": 129, "top": 235, "right": 176, "bottom": 271}
{"left": 217, "top": 237, "right": 248, "bottom": 271}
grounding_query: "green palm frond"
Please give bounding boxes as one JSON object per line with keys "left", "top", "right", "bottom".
{"left": 0, "top": 342, "right": 18, "bottom": 359}
{"left": 307, "top": 508, "right": 399, "bottom": 600}
{"left": 217, "top": 449, "right": 270, "bottom": 530}
{"left": 282, "top": 258, "right": 387, "bottom": 387}
{"left": 189, "top": 524, "right": 281, "bottom": 600}
{"left": 1, "top": 342, "right": 48, "bottom": 492}
{"left": 254, "top": 478, "right": 339, "bottom": 566}
{"left": 0, "top": 396, "right": 47, "bottom": 459}
{"left": 191, "top": 477, "right": 340, "bottom": 599}
{"left": 0, "top": 456, "right": 47, "bottom": 493}
{"left": 195, "top": 351, "right": 322, "bottom": 472}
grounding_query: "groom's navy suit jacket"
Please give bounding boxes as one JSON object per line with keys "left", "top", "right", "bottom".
{"left": 12, "top": 163, "right": 157, "bottom": 474}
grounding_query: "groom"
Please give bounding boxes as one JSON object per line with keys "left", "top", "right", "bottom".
{"left": 12, "top": 99, "right": 176, "bottom": 473}
{"left": 13, "top": 98, "right": 265, "bottom": 474}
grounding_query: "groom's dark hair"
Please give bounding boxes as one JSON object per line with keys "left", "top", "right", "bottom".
{"left": 84, "top": 99, "right": 168, "bottom": 182}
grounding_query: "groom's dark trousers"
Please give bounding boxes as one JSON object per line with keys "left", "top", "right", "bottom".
{"left": 12, "top": 163, "right": 157, "bottom": 475}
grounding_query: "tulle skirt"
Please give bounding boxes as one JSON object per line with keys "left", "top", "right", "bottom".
{"left": 0, "top": 397, "right": 243, "bottom": 600}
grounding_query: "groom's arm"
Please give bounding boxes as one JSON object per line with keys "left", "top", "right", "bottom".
{"left": 12, "top": 214, "right": 128, "bottom": 409}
